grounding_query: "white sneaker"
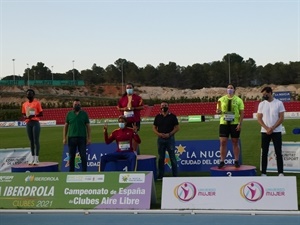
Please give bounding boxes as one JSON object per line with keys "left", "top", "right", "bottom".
{"left": 28, "top": 156, "right": 35, "bottom": 165}
{"left": 261, "top": 174, "right": 267, "bottom": 177}
{"left": 278, "top": 173, "right": 284, "bottom": 177}
{"left": 33, "top": 159, "right": 39, "bottom": 165}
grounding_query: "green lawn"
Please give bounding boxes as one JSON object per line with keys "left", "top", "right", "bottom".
{"left": 0, "top": 119, "right": 299, "bottom": 209}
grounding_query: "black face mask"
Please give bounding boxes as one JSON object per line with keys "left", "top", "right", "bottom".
{"left": 262, "top": 95, "right": 269, "bottom": 101}
{"left": 74, "top": 105, "right": 81, "bottom": 112}
{"left": 161, "top": 107, "right": 168, "bottom": 112}
{"left": 27, "top": 96, "right": 34, "bottom": 101}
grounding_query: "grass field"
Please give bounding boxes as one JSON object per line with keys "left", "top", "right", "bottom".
{"left": 0, "top": 119, "right": 299, "bottom": 209}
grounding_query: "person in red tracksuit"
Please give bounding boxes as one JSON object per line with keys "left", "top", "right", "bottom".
{"left": 117, "top": 82, "right": 144, "bottom": 154}
{"left": 100, "top": 116, "right": 141, "bottom": 171}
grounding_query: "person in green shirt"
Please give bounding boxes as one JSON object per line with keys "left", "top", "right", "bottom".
{"left": 216, "top": 84, "right": 244, "bottom": 169}
{"left": 63, "top": 99, "right": 91, "bottom": 172}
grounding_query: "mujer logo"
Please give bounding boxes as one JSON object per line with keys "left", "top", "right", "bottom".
{"left": 174, "top": 182, "right": 197, "bottom": 202}
{"left": 240, "top": 181, "right": 264, "bottom": 202}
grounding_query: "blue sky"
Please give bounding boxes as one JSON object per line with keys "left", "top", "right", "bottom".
{"left": 1, "top": 0, "right": 299, "bottom": 78}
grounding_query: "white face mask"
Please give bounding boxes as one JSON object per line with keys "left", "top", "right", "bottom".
{"left": 118, "top": 123, "right": 125, "bottom": 129}
{"left": 126, "top": 89, "right": 133, "bottom": 95}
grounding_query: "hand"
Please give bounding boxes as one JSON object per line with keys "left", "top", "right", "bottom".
{"left": 103, "top": 120, "right": 108, "bottom": 132}
{"left": 216, "top": 109, "right": 222, "bottom": 114}
{"left": 266, "top": 126, "right": 274, "bottom": 135}
{"left": 236, "top": 124, "right": 241, "bottom": 131}
{"left": 87, "top": 138, "right": 91, "bottom": 145}
{"left": 132, "top": 122, "right": 138, "bottom": 133}
{"left": 161, "top": 133, "right": 169, "bottom": 139}
{"left": 63, "top": 139, "right": 67, "bottom": 145}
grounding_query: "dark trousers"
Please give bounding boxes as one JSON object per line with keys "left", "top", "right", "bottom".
{"left": 68, "top": 137, "right": 87, "bottom": 172}
{"left": 157, "top": 136, "right": 178, "bottom": 178}
{"left": 100, "top": 152, "right": 137, "bottom": 171}
{"left": 261, "top": 132, "right": 284, "bottom": 174}
{"left": 26, "top": 121, "right": 41, "bottom": 156}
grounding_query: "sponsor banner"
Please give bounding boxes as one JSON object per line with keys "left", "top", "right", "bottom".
{"left": 284, "top": 111, "right": 300, "bottom": 118}
{"left": 187, "top": 115, "right": 213, "bottom": 122}
{"left": 161, "top": 176, "right": 298, "bottom": 210}
{"left": 188, "top": 115, "right": 202, "bottom": 122}
{"left": 17, "top": 121, "right": 27, "bottom": 126}
{"left": 0, "top": 121, "right": 18, "bottom": 127}
{"left": 0, "top": 148, "right": 31, "bottom": 172}
{"left": 61, "top": 143, "right": 116, "bottom": 172}
{"left": 0, "top": 121, "right": 57, "bottom": 127}
{"left": 90, "top": 119, "right": 118, "bottom": 124}
{"left": 264, "top": 142, "right": 300, "bottom": 173}
{"left": 274, "top": 91, "right": 291, "bottom": 102}
{"left": 0, "top": 172, "right": 155, "bottom": 209}
{"left": 141, "top": 117, "right": 155, "bottom": 122}
{"left": 164, "top": 140, "right": 242, "bottom": 172}
{"left": 61, "top": 141, "right": 240, "bottom": 172}
{"left": 253, "top": 112, "right": 300, "bottom": 119}
{"left": 39, "top": 120, "right": 56, "bottom": 126}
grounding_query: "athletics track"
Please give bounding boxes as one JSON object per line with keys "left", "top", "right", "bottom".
{"left": 1, "top": 210, "right": 299, "bottom": 225}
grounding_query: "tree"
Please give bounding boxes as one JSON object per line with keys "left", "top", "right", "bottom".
{"left": 124, "top": 61, "right": 140, "bottom": 84}
{"left": 26, "top": 62, "right": 52, "bottom": 80}
{"left": 140, "top": 64, "right": 158, "bottom": 86}
{"left": 104, "top": 64, "right": 121, "bottom": 83}
{"left": 81, "top": 64, "right": 105, "bottom": 84}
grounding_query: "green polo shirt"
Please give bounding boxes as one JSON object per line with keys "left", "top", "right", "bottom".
{"left": 66, "top": 110, "right": 90, "bottom": 137}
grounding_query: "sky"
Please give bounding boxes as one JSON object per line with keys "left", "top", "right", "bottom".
{"left": 0, "top": 0, "right": 299, "bottom": 79}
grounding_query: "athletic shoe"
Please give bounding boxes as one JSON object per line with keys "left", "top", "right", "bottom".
{"left": 278, "top": 173, "right": 284, "bottom": 177}
{"left": 218, "top": 161, "right": 225, "bottom": 169}
{"left": 261, "top": 174, "right": 267, "bottom": 177}
{"left": 33, "top": 159, "right": 39, "bottom": 165}
{"left": 234, "top": 161, "right": 240, "bottom": 168}
{"left": 28, "top": 156, "right": 34, "bottom": 165}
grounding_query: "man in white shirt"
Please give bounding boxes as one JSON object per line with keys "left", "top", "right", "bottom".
{"left": 257, "top": 86, "right": 285, "bottom": 176}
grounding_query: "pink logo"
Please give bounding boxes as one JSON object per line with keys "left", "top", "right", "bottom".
{"left": 240, "top": 181, "right": 264, "bottom": 202}
{"left": 174, "top": 182, "right": 197, "bottom": 202}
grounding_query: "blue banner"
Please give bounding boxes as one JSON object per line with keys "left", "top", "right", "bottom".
{"left": 61, "top": 143, "right": 116, "bottom": 172}
{"left": 164, "top": 140, "right": 242, "bottom": 172}
{"left": 274, "top": 91, "right": 291, "bottom": 102}
{"left": 61, "top": 140, "right": 242, "bottom": 172}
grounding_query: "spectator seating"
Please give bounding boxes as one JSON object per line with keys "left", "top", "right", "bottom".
{"left": 41, "top": 101, "right": 300, "bottom": 125}
{"left": 283, "top": 101, "right": 300, "bottom": 111}
{"left": 85, "top": 106, "right": 120, "bottom": 119}
{"left": 43, "top": 108, "right": 70, "bottom": 125}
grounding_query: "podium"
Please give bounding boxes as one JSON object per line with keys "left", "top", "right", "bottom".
{"left": 210, "top": 165, "right": 256, "bottom": 176}
{"left": 103, "top": 155, "right": 157, "bottom": 179}
{"left": 11, "top": 162, "right": 59, "bottom": 172}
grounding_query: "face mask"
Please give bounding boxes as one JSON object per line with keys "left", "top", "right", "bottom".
{"left": 126, "top": 89, "right": 133, "bottom": 95}
{"left": 74, "top": 105, "right": 81, "bottom": 112}
{"left": 227, "top": 89, "right": 234, "bottom": 95}
{"left": 27, "top": 96, "right": 34, "bottom": 101}
{"left": 118, "top": 123, "right": 125, "bottom": 129}
{"left": 161, "top": 107, "right": 168, "bottom": 112}
{"left": 262, "top": 95, "right": 269, "bottom": 101}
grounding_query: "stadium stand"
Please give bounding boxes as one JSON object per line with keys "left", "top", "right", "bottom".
{"left": 42, "top": 101, "right": 300, "bottom": 125}
{"left": 43, "top": 108, "right": 70, "bottom": 125}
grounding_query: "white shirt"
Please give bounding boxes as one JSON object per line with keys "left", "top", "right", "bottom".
{"left": 257, "top": 98, "right": 285, "bottom": 133}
